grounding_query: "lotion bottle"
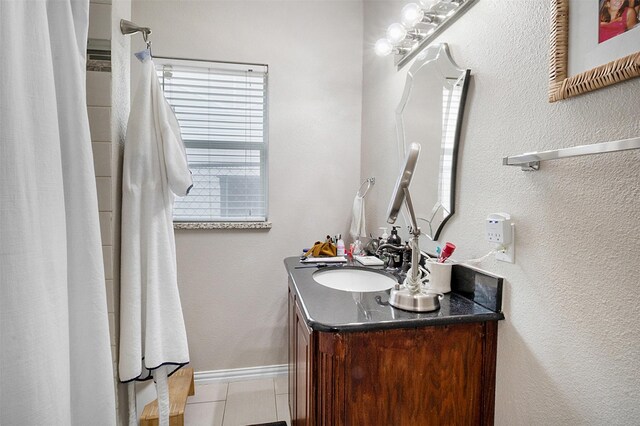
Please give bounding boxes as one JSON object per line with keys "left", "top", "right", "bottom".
{"left": 337, "top": 234, "right": 345, "bottom": 256}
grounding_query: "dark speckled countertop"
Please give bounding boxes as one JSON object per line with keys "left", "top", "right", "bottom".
{"left": 284, "top": 256, "right": 505, "bottom": 332}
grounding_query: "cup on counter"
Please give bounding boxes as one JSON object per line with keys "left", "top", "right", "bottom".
{"left": 424, "top": 258, "right": 452, "bottom": 293}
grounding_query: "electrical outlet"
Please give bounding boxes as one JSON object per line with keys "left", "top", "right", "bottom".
{"left": 486, "top": 213, "right": 515, "bottom": 263}
{"left": 495, "top": 223, "right": 515, "bottom": 263}
{"left": 486, "top": 213, "right": 512, "bottom": 244}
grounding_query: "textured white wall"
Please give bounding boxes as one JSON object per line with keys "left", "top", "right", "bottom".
{"left": 131, "top": 0, "right": 363, "bottom": 371}
{"left": 362, "top": 0, "right": 640, "bottom": 424}
{"left": 110, "top": 1, "right": 131, "bottom": 422}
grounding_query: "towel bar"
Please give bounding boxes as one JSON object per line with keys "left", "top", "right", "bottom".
{"left": 503, "top": 136, "right": 640, "bottom": 171}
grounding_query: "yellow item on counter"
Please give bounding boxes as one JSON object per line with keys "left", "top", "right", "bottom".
{"left": 305, "top": 237, "right": 337, "bottom": 257}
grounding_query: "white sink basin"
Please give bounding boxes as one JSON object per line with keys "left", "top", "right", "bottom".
{"left": 312, "top": 267, "right": 397, "bottom": 292}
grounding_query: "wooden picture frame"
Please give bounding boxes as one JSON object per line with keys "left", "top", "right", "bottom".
{"left": 549, "top": 0, "right": 640, "bottom": 102}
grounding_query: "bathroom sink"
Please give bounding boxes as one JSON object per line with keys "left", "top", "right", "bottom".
{"left": 312, "top": 267, "right": 397, "bottom": 292}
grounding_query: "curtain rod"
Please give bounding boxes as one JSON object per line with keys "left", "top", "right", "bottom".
{"left": 119, "top": 19, "right": 268, "bottom": 70}
{"left": 152, "top": 55, "right": 268, "bottom": 70}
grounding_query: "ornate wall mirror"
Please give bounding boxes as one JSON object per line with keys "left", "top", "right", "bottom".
{"left": 396, "top": 43, "right": 470, "bottom": 241}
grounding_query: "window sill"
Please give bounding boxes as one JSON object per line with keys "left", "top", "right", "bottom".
{"left": 173, "top": 221, "right": 272, "bottom": 230}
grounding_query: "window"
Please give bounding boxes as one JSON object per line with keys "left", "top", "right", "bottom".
{"left": 156, "top": 59, "right": 268, "bottom": 222}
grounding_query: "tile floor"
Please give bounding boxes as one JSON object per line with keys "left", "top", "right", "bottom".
{"left": 184, "top": 375, "right": 290, "bottom": 426}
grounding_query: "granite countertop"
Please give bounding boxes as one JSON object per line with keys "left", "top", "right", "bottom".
{"left": 284, "top": 256, "right": 505, "bottom": 332}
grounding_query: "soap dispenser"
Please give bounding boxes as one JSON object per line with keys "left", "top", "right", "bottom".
{"left": 387, "top": 226, "right": 402, "bottom": 246}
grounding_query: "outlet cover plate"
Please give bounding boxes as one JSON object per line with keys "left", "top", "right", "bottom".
{"left": 496, "top": 223, "right": 515, "bottom": 263}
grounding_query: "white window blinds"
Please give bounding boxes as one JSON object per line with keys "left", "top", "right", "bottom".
{"left": 155, "top": 58, "right": 268, "bottom": 222}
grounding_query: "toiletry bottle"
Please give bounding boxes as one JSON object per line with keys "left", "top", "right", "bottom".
{"left": 353, "top": 239, "right": 363, "bottom": 256}
{"left": 379, "top": 227, "right": 389, "bottom": 240}
{"left": 337, "top": 234, "right": 345, "bottom": 256}
{"left": 387, "top": 226, "right": 402, "bottom": 246}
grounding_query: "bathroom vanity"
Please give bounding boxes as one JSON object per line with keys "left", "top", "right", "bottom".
{"left": 285, "top": 257, "right": 504, "bottom": 425}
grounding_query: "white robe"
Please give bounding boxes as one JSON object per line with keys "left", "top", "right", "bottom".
{"left": 119, "top": 57, "right": 193, "bottom": 385}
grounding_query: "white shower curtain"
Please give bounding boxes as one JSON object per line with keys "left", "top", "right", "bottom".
{"left": 0, "top": 1, "right": 116, "bottom": 424}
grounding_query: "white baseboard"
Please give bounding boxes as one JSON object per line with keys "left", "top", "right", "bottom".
{"left": 194, "top": 364, "right": 287, "bottom": 385}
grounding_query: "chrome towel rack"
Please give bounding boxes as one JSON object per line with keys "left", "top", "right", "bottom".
{"left": 503, "top": 136, "right": 640, "bottom": 171}
{"left": 357, "top": 177, "right": 375, "bottom": 197}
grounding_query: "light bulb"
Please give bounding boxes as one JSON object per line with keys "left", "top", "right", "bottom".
{"left": 419, "top": 0, "right": 437, "bottom": 9}
{"left": 401, "top": 3, "right": 425, "bottom": 28}
{"left": 374, "top": 38, "right": 394, "bottom": 56}
{"left": 386, "top": 23, "right": 407, "bottom": 45}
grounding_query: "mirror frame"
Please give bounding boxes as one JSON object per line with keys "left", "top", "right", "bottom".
{"left": 395, "top": 43, "right": 470, "bottom": 241}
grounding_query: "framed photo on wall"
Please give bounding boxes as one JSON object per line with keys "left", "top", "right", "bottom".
{"left": 549, "top": 0, "right": 640, "bottom": 102}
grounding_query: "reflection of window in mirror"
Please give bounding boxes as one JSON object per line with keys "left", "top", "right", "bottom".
{"left": 439, "top": 78, "right": 464, "bottom": 215}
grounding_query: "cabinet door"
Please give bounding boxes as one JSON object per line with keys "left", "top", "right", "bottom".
{"left": 344, "top": 324, "right": 486, "bottom": 425}
{"left": 295, "top": 302, "right": 313, "bottom": 426}
{"left": 288, "top": 288, "right": 296, "bottom": 422}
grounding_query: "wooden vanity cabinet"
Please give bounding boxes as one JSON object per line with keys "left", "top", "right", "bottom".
{"left": 289, "top": 288, "right": 313, "bottom": 426}
{"left": 288, "top": 279, "right": 499, "bottom": 426}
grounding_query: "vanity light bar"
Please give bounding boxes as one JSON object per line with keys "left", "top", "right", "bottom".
{"left": 375, "top": 0, "right": 478, "bottom": 70}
